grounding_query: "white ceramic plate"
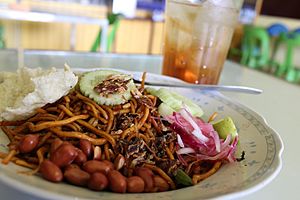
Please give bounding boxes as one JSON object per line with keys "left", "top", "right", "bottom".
{"left": 0, "top": 69, "right": 283, "bottom": 200}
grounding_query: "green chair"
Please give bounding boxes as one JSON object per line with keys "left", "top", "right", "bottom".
{"left": 90, "top": 13, "right": 121, "bottom": 52}
{"left": 286, "top": 68, "right": 300, "bottom": 84}
{"left": 268, "top": 32, "right": 289, "bottom": 76}
{"left": 272, "top": 33, "right": 300, "bottom": 83}
{"left": 240, "top": 25, "right": 270, "bottom": 70}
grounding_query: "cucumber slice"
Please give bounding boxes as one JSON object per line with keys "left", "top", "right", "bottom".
{"left": 158, "top": 103, "right": 175, "bottom": 117}
{"left": 79, "top": 70, "right": 136, "bottom": 106}
{"left": 144, "top": 87, "right": 157, "bottom": 95}
{"left": 147, "top": 88, "right": 204, "bottom": 117}
{"left": 212, "top": 117, "right": 238, "bottom": 140}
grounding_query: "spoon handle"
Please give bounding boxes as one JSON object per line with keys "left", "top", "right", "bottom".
{"left": 135, "top": 80, "right": 262, "bottom": 95}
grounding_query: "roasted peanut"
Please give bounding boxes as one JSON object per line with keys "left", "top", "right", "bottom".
{"left": 102, "top": 160, "right": 114, "bottom": 170}
{"left": 74, "top": 148, "right": 87, "bottom": 165}
{"left": 107, "top": 170, "right": 127, "bottom": 193}
{"left": 135, "top": 167, "right": 154, "bottom": 192}
{"left": 154, "top": 176, "right": 169, "bottom": 192}
{"left": 64, "top": 167, "right": 90, "bottom": 186}
{"left": 39, "top": 160, "right": 63, "bottom": 183}
{"left": 50, "top": 138, "right": 63, "bottom": 154}
{"left": 64, "top": 164, "right": 80, "bottom": 172}
{"left": 82, "top": 160, "right": 113, "bottom": 175}
{"left": 18, "top": 134, "right": 39, "bottom": 153}
{"left": 50, "top": 143, "right": 78, "bottom": 168}
{"left": 93, "top": 146, "right": 101, "bottom": 160}
{"left": 127, "top": 176, "right": 145, "bottom": 193}
{"left": 87, "top": 172, "right": 108, "bottom": 191}
{"left": 114, "top": 154, "right": 125, "bottom": 171}
{"left": 79, "top": 139, "right": 93, "bottom": 158}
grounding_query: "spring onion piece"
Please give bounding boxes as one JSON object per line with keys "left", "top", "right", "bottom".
{"left": 174, "top": 169, "right": 193, "bottom": 186}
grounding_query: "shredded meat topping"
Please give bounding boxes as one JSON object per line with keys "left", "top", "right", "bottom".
{"left": 94, "top": 74, "right": 131, "bottom": 97}
{"left": 116, "top": 113, "right": 139, "bottom": 130}
{"left": 131, "top": 89, "right": 154, "bottom": 108}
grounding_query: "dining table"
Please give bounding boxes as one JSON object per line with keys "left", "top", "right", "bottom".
{"left": 0, "top": 49, "right": 298, "bottom": 200}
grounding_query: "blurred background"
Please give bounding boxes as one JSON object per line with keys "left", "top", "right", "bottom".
{"left": 0, "top": 0, "right": 300, "bottom": 83}
{"left": 0, "top": 0, "right": 166, "bottom": 54}
{"left": 0, "top": 0, "right": 299, "bottom": 53}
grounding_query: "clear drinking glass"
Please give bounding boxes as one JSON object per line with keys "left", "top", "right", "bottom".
{"left": 162, "top": 0, "right": 243, "bottom": 84}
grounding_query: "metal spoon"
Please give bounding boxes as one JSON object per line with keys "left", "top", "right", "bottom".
{"left": 133, "top": 79, "right": 262, "bottom": 95}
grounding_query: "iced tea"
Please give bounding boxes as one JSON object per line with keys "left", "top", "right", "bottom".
{"left": 162, "top": 0, "right": 240, "bottom": 84}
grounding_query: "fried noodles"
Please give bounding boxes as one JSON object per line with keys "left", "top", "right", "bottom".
{"left": 0, "top": 74, "right": 224, "bottom": 192}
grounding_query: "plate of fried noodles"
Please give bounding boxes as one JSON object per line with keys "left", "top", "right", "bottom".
{"left": 0, "top": 68, "right": 283, "bottom": 200}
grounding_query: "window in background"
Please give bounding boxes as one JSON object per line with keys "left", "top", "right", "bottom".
{"left": 112, "top": 0, "right": 137, "bottom": 18}
{"left": 136, "top": 0, "right": 165, "bottom": 11}
{"left": 136, "top": 0, "right": 165, "bottom": 21}
{"left": 240, "top": 2, "right": 256, "bottom": 24}
{"left": 239, "top": 0, "right": 263, "bottom": 24}
{"left": 261, "top": 0, "right": 300, "bottom": 19}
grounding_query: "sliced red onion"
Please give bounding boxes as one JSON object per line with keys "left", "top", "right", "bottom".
{"left": 170, "top": 122, "right": 203, "bottom": 150}
{"left": 166, "top": 108, "right": 239, "bottom": 163}
{"left": 226, "top": 136, "right": 239, "bottom": 162}
{"left": 232, "top": 135, "right": 239, "bottom": 147}
{"left": 196, "top": 146, "right": 231, "bottom": 161}
{"left": 211, "top": 130, "right": 221, "bottom": 153}
{"left": 179, "top": 109, "right": 209, "bottom": 142}
{"left": 221, "top": 134, "right": 232, "bottom": 150}
{"left": 177, "top": 147, "right": 196, "bottom": 154}
{"left": 176, "top": 145, "right": 188, "bottom": 166}
{"left": 177, "top": 134, "right": 184, "bottom": 148}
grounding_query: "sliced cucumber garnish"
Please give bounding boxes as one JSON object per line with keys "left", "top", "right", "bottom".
{"left": 147, "top": 88, "right": 204, "bottom": 117}
{"left": 158, "top": 103, "right": 175, "bottom": 117}
{"left": 212, "top": 117, "right": 238, "bottom": 141}
{"left": 79, "top": 70, "right": 136, "bottom": 106}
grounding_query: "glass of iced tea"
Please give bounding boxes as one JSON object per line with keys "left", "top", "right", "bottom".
{"left": 162, "top": 0, "right": 243, "bottom": 84}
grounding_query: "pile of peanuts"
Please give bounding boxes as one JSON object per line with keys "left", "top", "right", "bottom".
{"left": 38, "top": 138, "right": 170, "bottom": 193}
